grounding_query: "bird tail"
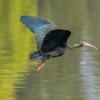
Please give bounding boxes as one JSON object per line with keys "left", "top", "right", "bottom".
{"left": 29, "top": 52, "right": 43, "bottom": 60}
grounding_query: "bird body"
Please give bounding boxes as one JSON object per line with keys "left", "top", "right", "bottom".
{"left": 21, "top": 16, "right": 71, "bottom": 60}
{"left": 20, "top": 16, "right": 97, "bottom": 71}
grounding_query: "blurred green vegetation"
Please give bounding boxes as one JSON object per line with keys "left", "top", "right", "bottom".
{"left": 0, "top": 0, "right": 37, "bottom": 100}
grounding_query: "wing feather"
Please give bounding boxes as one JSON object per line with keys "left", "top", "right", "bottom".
{"left": 20, "top": 16, "right": 56, "bottom": 49}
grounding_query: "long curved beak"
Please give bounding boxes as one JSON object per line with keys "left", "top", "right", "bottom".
{"left": 82, "top": 41, "right": 98, "bottom": 50}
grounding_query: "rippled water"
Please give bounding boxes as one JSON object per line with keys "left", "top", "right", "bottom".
{"left": 0, "top": 0, "right": 100, "bottom": 100}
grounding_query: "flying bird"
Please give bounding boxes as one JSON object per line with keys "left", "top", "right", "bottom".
{"left": 20, "top": 16, "right": 97, "bottom": 71}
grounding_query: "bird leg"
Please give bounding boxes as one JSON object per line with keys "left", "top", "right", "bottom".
{"left": 36, "top": 61, "right": 46, "bottom": 71}
{"left": 36, "top": 56, "right": 48, "bottom": 71}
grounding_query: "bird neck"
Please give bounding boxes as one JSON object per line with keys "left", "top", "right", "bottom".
{"left": 67, "top": 42, "right": 83, "bottom": 49}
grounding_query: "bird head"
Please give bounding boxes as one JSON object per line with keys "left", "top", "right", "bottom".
{"left": 80, "top": 41, "right": 98, "bottom": 50}
{"left": 68, "top": 41, "right": 98, "bottom": 50}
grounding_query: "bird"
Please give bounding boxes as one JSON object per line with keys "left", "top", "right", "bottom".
{"left": 20, "top": 16, "right": 97, "bottom": 71}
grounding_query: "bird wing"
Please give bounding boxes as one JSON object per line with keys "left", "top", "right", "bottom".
{"left": 20, "top": 16, "right": 56, "bottom": 49}
{"left": 41, "top": 29, "right": 71, "bottom": 53}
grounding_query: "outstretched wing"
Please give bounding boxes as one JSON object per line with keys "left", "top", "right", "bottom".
{"left": 20, "top": 16, "right": 56, "bottom": 49}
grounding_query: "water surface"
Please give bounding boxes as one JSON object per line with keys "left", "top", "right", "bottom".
{"left": 0, "top": 0, "right": 100, "bottom": 100}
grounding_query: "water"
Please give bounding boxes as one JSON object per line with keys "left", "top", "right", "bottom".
{"left": 0, "top": 0, "right": 100, "bottom": 100}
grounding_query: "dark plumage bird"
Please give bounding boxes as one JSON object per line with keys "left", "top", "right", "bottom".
{"left": 20, "top": 16, "right": 97, "bottom": 71}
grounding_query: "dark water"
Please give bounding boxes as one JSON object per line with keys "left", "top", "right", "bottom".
{"left": 0, "top": 0, "right": 100, "bottom": 100}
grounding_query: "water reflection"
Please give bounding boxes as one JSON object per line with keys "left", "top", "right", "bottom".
{"left": 80, "top": 48, "right": 96, "bottom": 100}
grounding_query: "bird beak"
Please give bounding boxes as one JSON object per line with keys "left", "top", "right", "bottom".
{"left": 82, "top": 41, "right": 98, "bottom": 50}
